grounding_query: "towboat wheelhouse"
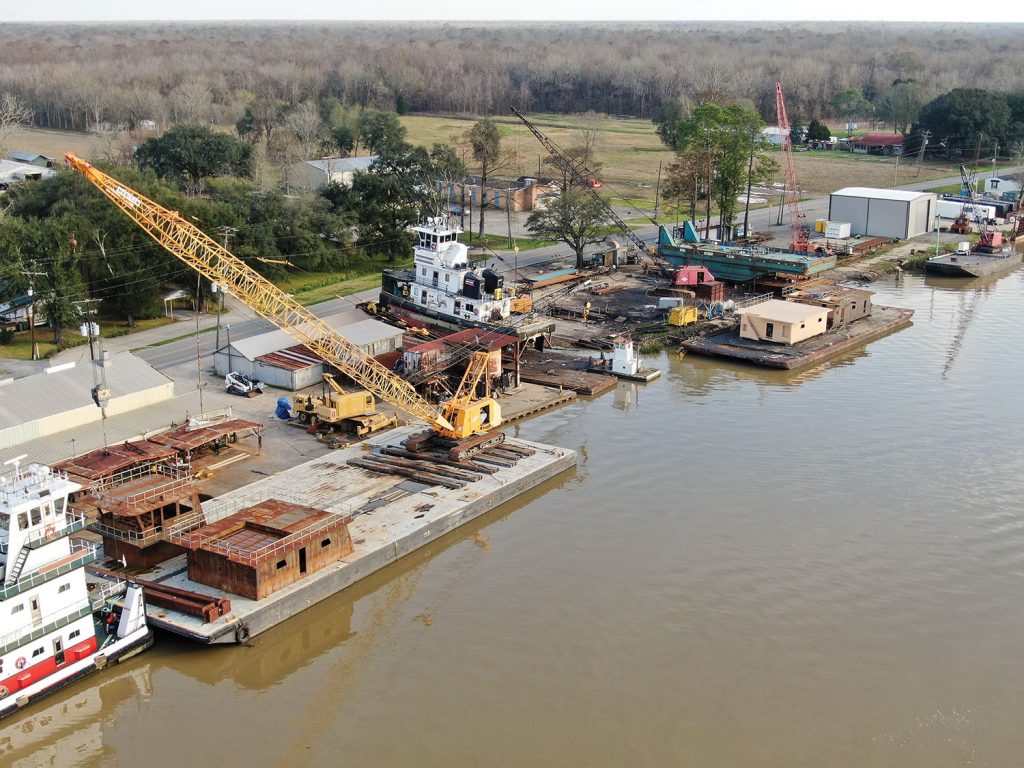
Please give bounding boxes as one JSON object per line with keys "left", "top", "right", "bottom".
{"left": 381, "top": 217, "right": 512, "bottom": 327}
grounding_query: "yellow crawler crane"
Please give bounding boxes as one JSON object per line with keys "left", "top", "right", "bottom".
{"left": 66, "top": 153, "right": 504, "bottom": 459}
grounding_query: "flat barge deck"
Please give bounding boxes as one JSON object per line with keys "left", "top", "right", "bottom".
{"left": 132, "top": 426, "right": 576, "bottom": 643}
{"left": 681, "top": 305, "right": 914, "bottom": 370}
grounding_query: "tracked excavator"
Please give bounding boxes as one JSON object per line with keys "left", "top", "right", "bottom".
{"left": 66, "top": 153, "right": 505, "bottom": 461}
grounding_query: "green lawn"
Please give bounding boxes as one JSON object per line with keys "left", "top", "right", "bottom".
{"left": 273, "top": 267, "right": 399, "bottom": 306}
{"left": 0, "top": 316, "right": 174, "bottom": 359}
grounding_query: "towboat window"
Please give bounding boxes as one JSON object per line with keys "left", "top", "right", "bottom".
{"left": 68, "top": 629, "right": 81, "bottom": 640}
{"left": 31, "top": 508, "right": 41, "bottom": 526}
{"left": 422, "top": 267, "right": 427, "bottom": 276}
{"left": 321, "top": 538, "right": 332, "bottom": 548}
{"left": 58, "top": 582, "right": 71, "bottom": 593}
{"left": 0, "top": 515, "right": 7, "bottom": 530}
{"left": 17, "top": 511, "right": 28, "bottom": 529}
{"left": 466, "top": 304, "right": 474, "bottom": 313}
{"left": 32, "top": 646, "right": 45, "bottom": 657}
{"left": 11, "top": 603, "right": 23, "bottom": 614}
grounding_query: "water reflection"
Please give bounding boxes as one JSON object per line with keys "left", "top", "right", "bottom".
{"left": 0, "top": 663, "right": 152, "bottom": 768}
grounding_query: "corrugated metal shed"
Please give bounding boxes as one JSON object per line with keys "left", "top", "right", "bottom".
{"left": 214, "top": 312, "right": 404, "bottom": 389}
{"left": 0, "top": 352, "right": 174, "bottom": 452}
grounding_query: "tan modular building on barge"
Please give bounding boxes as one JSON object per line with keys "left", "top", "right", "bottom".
{"left": 737, "top": 300, "right": 829, "bottom": 345}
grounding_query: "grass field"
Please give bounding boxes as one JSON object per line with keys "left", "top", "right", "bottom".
{"left": 2, "top": 126, "right": 100, "bottom": 160}
{"left": 400, "top": 113, "right": 964, "bottom": 202}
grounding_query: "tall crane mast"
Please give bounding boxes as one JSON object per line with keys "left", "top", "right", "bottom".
{"left": 65, "top": 152, "right": 506, "bottom": 446}
{"left": 775, "top": 83, "right": 810, "bottom": 253}
{"left": 510, "top": 106, "right": 662, "bottom": 266}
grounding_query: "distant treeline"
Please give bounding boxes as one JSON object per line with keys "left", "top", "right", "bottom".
{"left": 2, "top": 21, "right": 1024, "bottom": 130}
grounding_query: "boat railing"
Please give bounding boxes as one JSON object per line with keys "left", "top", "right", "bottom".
{"left": 170, "top": 512, "right": 350, "bottom": 567}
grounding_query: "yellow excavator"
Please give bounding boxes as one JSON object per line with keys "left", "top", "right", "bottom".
{"left": 66, "top": 153, "right": 505, "bottom": 460}
{"left": 293, "top": 373, "right": 397, "bottom": 437}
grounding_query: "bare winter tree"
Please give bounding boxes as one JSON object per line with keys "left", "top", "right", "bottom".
{"left": 169, "top": 78, "right": 213, "bottom": 125}
{"left": 0, "top": 93, "right": 32, "bottom": 151}
{"left": 285, "top": 101, "right": 325, "bottom": 162}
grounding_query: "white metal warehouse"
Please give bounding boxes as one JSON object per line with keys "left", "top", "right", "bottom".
{"left": 0, "top": 351, "right": 174, "bottom": 453}
{"left": 828, "top": 187, "right": 937, "bottom": 240}
{"left": 213, "top": 311, "right": 405, "bottom": 390}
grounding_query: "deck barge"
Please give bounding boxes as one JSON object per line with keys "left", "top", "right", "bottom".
{"left": 131, "top": 426, "right": 575, "bottom": 643}
{"left": 681, "top": 305, "right": 914, "bottom": 369}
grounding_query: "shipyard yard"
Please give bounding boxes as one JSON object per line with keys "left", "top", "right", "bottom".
{"left": 1, "top": 265, "right": 1022, "bottom": 767}
{"left": 3, "top": 14, "right": 1024, "bottom": 766}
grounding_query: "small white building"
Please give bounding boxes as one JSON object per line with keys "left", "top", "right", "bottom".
{"left": 0, "top": 159, "right": 56, "bottom": 189}
{"left": 985, "top": 176, "right": 1022, "bottom": 197}
{"left": 213, "top": 312, "right": 404, "bottom": 390}
{"left": 760, "top": 126, "right": 789, "bottom": 147}
{"left": 287, "top": 156, "right": 378, "bottom": 191}
{"left": 737, "top": 299, "right": 829, "bottom": 345}
{"left": 828, "top": 187, "right": 937, "bottom": 240}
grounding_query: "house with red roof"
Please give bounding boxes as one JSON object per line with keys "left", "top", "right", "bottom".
{"left": 851, "top": 133, "right": 904, "bottom": 156}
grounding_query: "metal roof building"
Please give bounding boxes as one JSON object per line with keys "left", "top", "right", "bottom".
{"left": 288, "top": 155, "right": 378, "bottom": 191}
{"left": 0, "top": 351, "right": 175, "bottom": 453}
{"left": 0, "top": 158, "right": 56, "bottom": 188}
{"left": 213, "top": 312, "right": 405, "bottom": 390}
{"left": 828, "top": 187, "right": 936, "bottom": 240}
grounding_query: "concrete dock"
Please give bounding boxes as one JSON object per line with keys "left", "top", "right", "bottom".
{"left": 133, "top": 425, "right": 576, "bottom": 643}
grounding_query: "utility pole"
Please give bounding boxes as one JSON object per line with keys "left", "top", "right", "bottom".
{"left": 215, "top": 226, "right": 237, "bottom": 353}
{"left": 653, "top": 160, "right": 663, "bottom": 222}
{"left": 22, "top": 262, "right": 45, "bottom": 361}
{"left": 915, "top": 130, "right": 930, "bottom": 178}
{"left": 506, "top": 185, "right": 513, "bottom": 249}
{"left": 74, "top": 298, "right": 101, "bottom": 360}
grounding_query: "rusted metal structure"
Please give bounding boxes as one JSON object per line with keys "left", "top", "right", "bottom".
{"left": 54, "top": 441, "right": 179, "bottom": 493}
{"left": 172, "top": 499, "right": 353, "bottom": 601}
{"left": 90, "top": 463, "right": 204, "bottom": 568}
{"left": 149, "top": 418, "right": 262, "bottom": 459}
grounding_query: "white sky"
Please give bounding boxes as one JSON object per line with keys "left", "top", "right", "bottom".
{"left": 2, "top": 1, "right": 1020, "bottom": 23}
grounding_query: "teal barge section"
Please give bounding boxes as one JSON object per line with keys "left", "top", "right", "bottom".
{"left": 657, "top": 226, "right": 837, "bottom": 283}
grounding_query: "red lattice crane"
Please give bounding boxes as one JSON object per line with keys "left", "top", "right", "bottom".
{"left": 775, "top": 82, "right": 810, "bottom": 252}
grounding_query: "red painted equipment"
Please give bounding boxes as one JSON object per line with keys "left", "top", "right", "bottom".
{"left": 775, "top": 82, "right": 810, "bottom": 253}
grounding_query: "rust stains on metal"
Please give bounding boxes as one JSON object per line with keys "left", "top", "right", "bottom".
{"left": 53, "top": 440, "right": 178, "bottom": 488}
{"left": 150, "top": 418, "right": 263, "bottom": 453}
{"left": 174, "top": 499, "right": 354, "bottom": 600}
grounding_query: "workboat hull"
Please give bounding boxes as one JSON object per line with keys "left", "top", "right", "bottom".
{"left": 0, "top": 627, "right": 152, "bottom": 720}
{"left": 924, "top": 250, "right": 1022, "bottom": 278}
{"left": 379, "top": 291, "right": 554, "bottom": 340}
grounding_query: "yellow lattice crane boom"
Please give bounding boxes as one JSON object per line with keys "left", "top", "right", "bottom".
{"left": 65, "top": 152, "right": 457, "bottom": 433}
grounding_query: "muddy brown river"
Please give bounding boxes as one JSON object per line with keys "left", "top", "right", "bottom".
{"left": 5, "top": 267, "right": 1024, "bottom": 767}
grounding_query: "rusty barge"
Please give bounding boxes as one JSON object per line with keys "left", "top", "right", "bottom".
{"left": 111, "top": 426, "right": 575, "bottom": 644}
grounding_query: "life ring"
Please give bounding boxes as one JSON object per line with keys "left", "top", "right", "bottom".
{"left": 0, "top": 685, "right": 8, "bottom": 698}
{"left": 44, "top": 525, "right": 56, "bottom": 540}
{"left": 235, "top": 624, "right": 251, "bottom": 643}
{"left": 15, "top": 657, "right": 27, "bottom": 670}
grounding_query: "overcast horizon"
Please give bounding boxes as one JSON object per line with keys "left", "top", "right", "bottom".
{"left": 3, "top": 0, "right": 1021, "bottom": 24}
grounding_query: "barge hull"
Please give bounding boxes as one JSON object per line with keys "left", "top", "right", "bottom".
{"left": 923, "top": 251, "right": 1022, "bottom": 278}
{"left": 681, "top": 306, "right": 914, "bottom": 370}
{"left": 139, "top": 428, "right": 576, "bottom": 644}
